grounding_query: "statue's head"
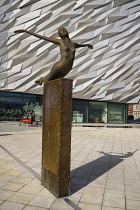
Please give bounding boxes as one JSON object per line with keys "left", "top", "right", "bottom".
{"left": 58, "top": 27, "right": 68, "bottom": 38}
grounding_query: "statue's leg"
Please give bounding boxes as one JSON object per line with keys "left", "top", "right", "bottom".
{"left": 35, "top": 77, "right": 47, "bottom": 86}
{"left": 48, "top": 72, "right": 65, "bottom": 81}
{"left": 35, "top": 61, "right": 65, "bottom": 85}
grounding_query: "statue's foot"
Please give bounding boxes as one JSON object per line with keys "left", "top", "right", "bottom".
{"left": 35, "top": 77, "right": 47, "bottom": 86}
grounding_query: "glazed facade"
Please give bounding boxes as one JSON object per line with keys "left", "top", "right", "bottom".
{"left": 0, "top": 91, "right": 127, "bottom": 123}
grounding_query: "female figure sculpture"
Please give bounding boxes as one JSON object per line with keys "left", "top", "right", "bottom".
{"left": 15, "top": 27, "right": 93, "bottom": 85}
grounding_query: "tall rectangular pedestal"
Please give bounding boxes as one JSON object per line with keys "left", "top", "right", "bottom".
{"left": 41, "top": 78, "right": 72, "bottom": 198}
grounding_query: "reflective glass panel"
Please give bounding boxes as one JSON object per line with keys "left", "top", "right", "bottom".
{"left": 7, "top": 92, "right": 22, "bottom": 97}
{"left": 0, "top": 91, "right": 6, "bottom": 96}
{"left": 108, "top": 103, "right": 126, "bottom": 123}
{"left": 89, "top": 101, "right": 107, "bottom": 123}
{"left": 0, "top": 96, "right": 7, "bottom": 121}
{"left": 22, "top": 97, "right": 43, "bottom": 121}
{"left": 72, "top": 99, "right": 88, "bottom": 123}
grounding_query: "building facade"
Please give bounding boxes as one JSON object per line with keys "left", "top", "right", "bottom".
{"left": 0, "top": 91, "right": 127, "bottom": 123}
{"left": 133, "top": 103, "right": 140, "bottom": 120}
{"left": 128, "top": 104, "right": 133, "bottom": 116}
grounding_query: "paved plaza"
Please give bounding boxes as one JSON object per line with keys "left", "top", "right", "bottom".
{"left": 0, "top": 123, "right": 140, "bottom": 210}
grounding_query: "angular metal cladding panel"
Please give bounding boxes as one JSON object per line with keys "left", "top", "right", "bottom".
{"left": 1, "top": 0, "right": 140, "bottom": 103}
{"left": 42, "top": 78, "right": 72, "bottom": 197}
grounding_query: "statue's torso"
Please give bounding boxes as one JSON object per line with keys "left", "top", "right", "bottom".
{"left": 60, "top": 41, "right": 76, "bottom": 66}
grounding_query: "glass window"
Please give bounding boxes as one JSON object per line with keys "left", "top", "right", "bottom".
{"left": 108, "top": 103, "right": 126, "bottom": 123}
{"left": 0, "top": 96, "right": 6, "bottom": 103}
{"left": 0, "top": 91, "right": 6, "bottom": 96}
{"left": 22, "top": 93, "right": 35, "bottom": 98}
{"left": 22, "top": 97, "right": 43, "bottom": 121}
{"left": 7, "top": 92, "right": 22, "bottom": 97}
{"left": 89, "top": 101, "right": 107, "bottom": 123}
{"left": 0, "top": 105, "right": 7, "bottom": 121}
{"left": 72, "top": 99, "right": 88, "bottom": 123}
{"left": 23, "top": 97, "right": 35, "bottom": 105}
{"left": 2, "top": 103, "right": 22, "bottom": 121}
{"left": 0, "top": 91, "right": 43, "bottom": 121}
{"left": 0, "top": 96, "right": 7, "bottom": 121}
{"left": 7, "top": 96, "right": 22, "bottom": 104}
{"left": 4, "top": 96, "right": 22, "bottom": 121}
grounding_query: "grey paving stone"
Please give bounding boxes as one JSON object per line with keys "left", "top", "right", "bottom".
{"left": 123, "top": 166, "right": 139, "bottom": 174}
{"left": 0, "top": 190, "right": 15, "bottom": 201}
{"left": 78, "top": 203, "right": 101, "bottom": 210}
{"left": 11, "top": 177, "right": 33, "bottom": 184}
{"left": 106, "top": 176, "right": 124, "bottom": 184}
{"left": 105, "top": 182, "right": 124, "bottom": 191}
{"left": 8, "top": 192, "right": 35, "bottom": 204}
{"left": 126, "top": 199, "right": 140, "bottom": 210}
{"left": 28, "top": 195, "right": 56, "bottom": 208}
{"left": 104, "top": 189, "right": 125, "bottom": 199}
{"left": 103, "top": 197, "right": 125, "bottom": 209}
{"left": 23, "top": 206, "right": 49, "bottom": 210}
{"left": 107, "top": 171, "right": 123, "bottom": 179}
{"left": 126, "top": 191, "right": 140, "bottom": 201}
{"left": 0, "top": 182, "right": 24, "bottom": 192}
{"left": 125, "top": 184, "right": 140, "bottom": 193}
{"left": 1, "top": 126, "right": 140, "bottom": 210}
{"left": 102, "top": 206, "right": 125, "bottom": 210}
{"left": 37, "top": 188, "right": 56, "bottom": 198}
{"left": 84, "top": 186, "right": 104, "bottom": 196}
{"left": 73, "top": 172, "right": 91, "bottom": 180}
{"left": 19, "top": 184, "right": 43, "bottom": 194}
{"left": 123, "top": 160, "right": 136, "bottom": 166}
{"left": 90, "top": 174, "right": 107, "bottom": 182}
{"left": 88, "top": 180, "right": 106, "bottom": 188}
{"left": 80, "top": 193, "right": 103, "bottom": 205}
{"left": 70, "top": 183, "right": 85, "bottom": 194}
{"left": 71, "top": 178, "right": 88, "bottom": 186}
{"left": 0, "top": 175, "right": 16, "bottom": 183}
{"left": 92, "top": 170, "right": 107, "bottom": 177}
{"left": 124, "top": 172, "right": 140, "bottom": 180}
{"left": 50, "top": 199, "right": 74, "bottom": 210}
{"left": 124, "top": 178, "right": 140, "bottom": 185}
{"left": 68, "top": 192, "right": 82, "bottom": 202}
{"left": 0, "top": 201, "right": 25, "bottom": 210}
{"left": 19, "top": 171, "right": 35, "bottom": 178}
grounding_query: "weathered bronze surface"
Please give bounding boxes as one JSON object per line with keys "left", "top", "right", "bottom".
{"left": 14, "top": 28, "right": 93, "bottom": 85}
{"left": 42, "top": 78, "right": 72, "bottom": 197}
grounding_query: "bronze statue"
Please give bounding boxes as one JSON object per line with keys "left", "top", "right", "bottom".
{"left": 15, "top": 28, "right": 93, "bottom": 85}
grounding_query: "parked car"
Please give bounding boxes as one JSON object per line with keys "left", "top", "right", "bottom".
{"left": 128, "top": 118, "right": 140, "bottom": 124}
{"left": 127, "top": 115, "right": 134, "bottom": 120}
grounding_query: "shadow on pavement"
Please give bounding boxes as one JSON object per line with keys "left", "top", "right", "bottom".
{"left": 70, "top": 150, "right": 137, "bottom": 195}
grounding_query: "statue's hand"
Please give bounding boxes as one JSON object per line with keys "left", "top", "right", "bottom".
{"left": 14, "top": 30, "right": 26, "bottom": 33}
{"left": 88, "top": 44, "right": 93, "bottom": 49}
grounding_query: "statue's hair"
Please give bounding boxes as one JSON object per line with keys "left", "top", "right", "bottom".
{"left": 58, "top": 27, "right": 66, "bottom": 32}
{"left": 58, "top": 27, "right": 69, "bottom": 38}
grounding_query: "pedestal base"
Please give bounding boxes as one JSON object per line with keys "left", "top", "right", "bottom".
{"left": 41, "top": 78, "right": 72, "bottom": 198}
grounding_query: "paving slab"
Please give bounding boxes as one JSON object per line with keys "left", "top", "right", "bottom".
{"left": 8, "top": 192, "right": 35, "bottom": 204}
{"left": 0, "top": 125, "right": 140, "bottom": 209}
{"left": 50, "top": 199, "right": 74, "bottom": 210}
{"left": 0, "top": 201, "right": 25, "bottom": 210}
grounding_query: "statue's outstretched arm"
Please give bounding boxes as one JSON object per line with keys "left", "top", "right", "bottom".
{"left": 14, "top": 30, "right": 60, "bottom": 45}
{"left": 75, "top": 42, "right": 93, "bottom": 49}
